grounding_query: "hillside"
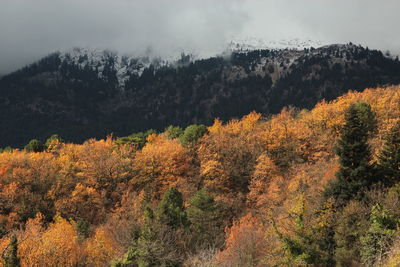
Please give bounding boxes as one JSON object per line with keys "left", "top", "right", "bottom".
{"left": 0, "top": 86, "right": 400, "bottom": 266}
{"left": 1, "top": 44, "right": 400, "bottom": 148}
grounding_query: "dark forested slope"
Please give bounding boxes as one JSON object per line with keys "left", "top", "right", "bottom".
{"left": 1, "top": 44, "right": 400, "bottom": 147}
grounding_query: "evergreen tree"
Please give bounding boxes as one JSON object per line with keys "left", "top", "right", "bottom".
{"left": 44, "top": 134, "right": 64, "bottom": 147}
{"left": 378, "top": 121, "right": 400, "bottom": 186}
{"left": 187, "top": 189, "right": 223, "bottom": 248}
{"left": 164, "top": 126, "right": 184, "bottom": 140}
{"left": 155, "top": 187, "right": 187, "bottom": 228}
{"left": 4, "top": 234, "right": 20, "bottom": 267}
{"left": 324, "top": 102, "right": 376, "bottom": 204}
{"left": 179, "top": 125, "right": 208, "bottom": 146}
{"left": 24, "top": 139, "right": 45, "bottom": 152}
{"left": 114, "top": 189, "right": 188, "bottom": 267}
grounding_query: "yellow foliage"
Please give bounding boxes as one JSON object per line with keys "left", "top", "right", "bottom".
{"left": 132, "top": 135, "right": 195, "bottom": 199}
{"left": 247, "top": 154, "right": 284, "bottom": 208}
{"left": 85, "top": 227, "right": 124, "bottom": 266}
{"left": 18, "top": 214, "right": 82, "bottom": 267}
{"left": 215, "top": 214, "right": 269, "bottom": 267}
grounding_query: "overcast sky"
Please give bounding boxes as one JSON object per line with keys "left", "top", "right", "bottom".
{"left": 1, "top": 0, "right": 399, "bottom": 74}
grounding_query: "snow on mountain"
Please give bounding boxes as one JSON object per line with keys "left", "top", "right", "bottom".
{"left": 227, "top": 37, "right": 326, "bottom": 52}
{"left": 56, "top": 39, "right": 329, "bottom": 88}
{"left": 58, "top": 47, "right": 170, "bottom": 88}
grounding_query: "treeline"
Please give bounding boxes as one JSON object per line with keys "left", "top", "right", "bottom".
{"left": 1, "top": 86, "right": 400, "bottom": 266}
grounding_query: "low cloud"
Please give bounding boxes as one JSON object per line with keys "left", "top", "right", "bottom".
{"left": 0, "top": 0, "right": 399, "bottom": 74}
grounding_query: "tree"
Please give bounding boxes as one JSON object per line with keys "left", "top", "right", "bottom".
{"left": 187, "top": 189, "right": 223, "bottom": 248}
{"left": 18, "top": 214, "right": 82, "bottom": 266}
{"left": 4, "top": 234, "right": 20, "bottom": 267}
{"left": 334, "top": 200, "right": 370, "bottom": 266}
{"left": 215, "top": 214, "right": 268, "bottom": 267}
{"left": 179, "top": 125, "right": 208, "bottom": 146}
{"left": 85, "top": 227, "right": 123, "bottom": 266}
{"left": 132, "top": 136, "right": 195, "bottom": 200}
{"left": 378, "top": 121, "right": 400, "bottom": 187}
{"left": 116, "top": 207, "right": 184, "bottom": 267}
{"left": 324, "top": 102, "right": 376, "bottom": 204}
{"left": 360, "top": 204, "right": 398, "bottom": 266}
{"left": 164, "top": 126, "right": 184, "bottom": 140}
{"left": 155, "top": 187, "right": 187, "bottom": 229}
{"left": 131, "top": 188, "right": 188, "bottom": 266}
{"left": 115, "top": 130, "right": 157, "bottom": 149}
{"left": 44, "top": 134, "right": 64, "bottom": 152}
{"left": 247, "top": 154, "right": 284, "bottom": 209}
{"left": 24, "top": 139, "right": 45, "bottom": 152}
{"left": 45, "top": 134, "right": 64, "bottom": 147}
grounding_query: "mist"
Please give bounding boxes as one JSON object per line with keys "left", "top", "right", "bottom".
{"left": 1, "top": 0, "right": 399, "bottom": 74}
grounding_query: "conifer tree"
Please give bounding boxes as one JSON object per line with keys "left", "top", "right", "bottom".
{"left": 187, "top": 189, "right": 223, "bottom": 248}
{"left": 179, "top": 125, "right": 208, "bottom": 146}
{"left": 4, "top": 234, "right": 20, "bottom": 267}
{"left": 378, "top": 121, "right": 400, "bottom": 186}
{"left": 155, "top": 187, "right": 188, "bottom": 228}
{"left": 164, "top": 126, "right": 184, "bottom": 140}
{"left": 324, "top": 102, "right": 376, "bottom": 204}
{"left": 24, "top": 139, "right": 45, "bottom": 152}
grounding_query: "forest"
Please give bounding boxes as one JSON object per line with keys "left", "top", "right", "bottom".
{"left": 1, "top": 44, "right": 400, "bottom": 148}
{"left": 1, "top": 85, "right": 400, "bottom": 266}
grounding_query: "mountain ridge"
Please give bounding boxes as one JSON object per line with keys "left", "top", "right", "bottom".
{"left": 1, "top": 43, "right": 400, "bottom": 147}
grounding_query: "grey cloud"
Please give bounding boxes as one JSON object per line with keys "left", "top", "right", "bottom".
{"left": 0, "top": 0, "right": 246, "bottom": 73}
{"left": 240, "top": 0, "right": 400, "bottom": 53}
{"left": 0, "top": 0, "right": 399, "bottom": 74}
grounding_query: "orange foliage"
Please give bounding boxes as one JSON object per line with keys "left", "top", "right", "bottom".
{"left": 247, "top": 154, "right": 285, "bottom": 209}
{"left": 54, "top": 183, "right": 106, "bottom": 224}
{"left": 199, "top": 112, "right": 264, "bottom": 197}
{"left": 215, "top": 214, "right": 269, "bottom": 267}
{"left": 0, "top": 86, "right": 398, "bottom": 265}
{"left": 132, "top": 135, "right": 196, "bottom": 199}
{"left": 84, "top": 226, "right": 124, "bottom": 266}
{"left": 18, "top": 213, "right": 83, "bottom": 266}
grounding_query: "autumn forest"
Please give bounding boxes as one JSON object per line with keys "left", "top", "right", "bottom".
{"left": 1, "top": 86, "right": 400, "bottom": 266}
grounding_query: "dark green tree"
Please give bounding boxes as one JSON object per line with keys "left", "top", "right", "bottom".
{"left": 116, "top": 206, "right": 184, "bottom": 267}
{"left": 179, "top": 125, "right": 208, "bottom": 146}
{"left": 324, "top": 102, "right": 376, "bottom": 204}
{"left": 186, "top": 189, "right": 223, "bottom": 248}
{"left": 115, "top": 129, "right": 157, "bottom": 149}
{"left": 4, "top": 234, "right": 20, "bottom": 267}
{"left": 377, "top": 121, "right": 400, "bottom": 186}
{"left": 155, "top": 187, "right": 188, "bottom": 228}
{"left": 44, "top": 134, "right": 64, "bottom": 147}
{"left": 113, "top": 189, "right": 188, "bottom": 267}
{"left": 24, "top": 139, "right": 45, "bottom": 152}
{"left": 164, "top": 126, "right": 184, "bottom": 140}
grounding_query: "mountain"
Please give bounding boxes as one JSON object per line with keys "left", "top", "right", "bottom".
{"left": 1, "top": 43, "right": 400, "bottom": 148}
{"left": 227, "top": 37, "right": 325, "bottom": 51}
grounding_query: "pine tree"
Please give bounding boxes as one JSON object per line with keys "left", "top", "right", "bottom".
{"left": 324, "top": 102, "right": 376, "bottom": 204}
{"left": 179, "top": 125, "right": 208, "bottom": 146}
{"left": 187, "top": 189, "right": 223, "bottom": 248}
{"left": 378, "top": 121, "right": 400, "bottom": 186}
{"left": 116, "top": 189, "right": 188, "bottom": 267}
{"left": 4, "top": 234, "right": 20, "bottom": 267}
{"left": 155, "top": 187, "right": 188, "bottom": 228}
{"left": 24, "top": 139, "right": 45, "bottom": 152}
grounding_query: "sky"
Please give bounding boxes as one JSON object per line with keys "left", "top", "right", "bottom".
{"left": 1, "top": 0, "right": 399, "bottom": 74}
